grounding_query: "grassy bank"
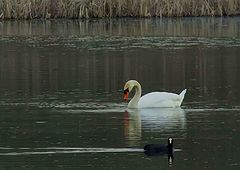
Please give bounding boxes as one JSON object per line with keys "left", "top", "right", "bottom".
{"left": 0, "top": 0, "right": 240, "bottom": 19}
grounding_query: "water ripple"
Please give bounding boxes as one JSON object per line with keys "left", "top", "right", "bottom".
{"left": 0, "top": 147, "right": 143, "bottom": 156}
{"left": 0, "top": 147, "right": 182, "bottom": 156}
{"left": 1, "top": 36, "right": 240, "bottom": 50}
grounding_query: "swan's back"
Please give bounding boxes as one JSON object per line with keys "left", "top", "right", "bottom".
{"left": 138, "top": 91, "right": 184, "bottom": 108}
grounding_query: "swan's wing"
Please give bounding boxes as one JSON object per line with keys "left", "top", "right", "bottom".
{"left": 138, "top": 92, "right": 181, "bottom": 108}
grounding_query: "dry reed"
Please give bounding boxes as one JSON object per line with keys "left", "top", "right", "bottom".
{"left": 0, "top": 0, "right": 240, "bottom": 19}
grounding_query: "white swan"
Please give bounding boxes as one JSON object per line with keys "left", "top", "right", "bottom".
{"left": 123, "top": 80, "right": 187, "bottom": 108}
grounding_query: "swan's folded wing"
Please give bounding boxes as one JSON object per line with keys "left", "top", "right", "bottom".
{"left": 138, "top": 92, "right": 181, "bottom": 108}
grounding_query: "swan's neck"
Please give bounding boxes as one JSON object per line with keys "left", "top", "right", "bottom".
{"left": 128, "top": 82, "right": 142, "bottom": 108}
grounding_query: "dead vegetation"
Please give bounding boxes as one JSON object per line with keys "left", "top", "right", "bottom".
{"left": 0, "top": 0, "right": 240, "bottom": 19}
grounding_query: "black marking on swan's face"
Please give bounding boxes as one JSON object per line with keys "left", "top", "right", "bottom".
{"left": 124, "top": 89, "right": 129, "bottom": 94}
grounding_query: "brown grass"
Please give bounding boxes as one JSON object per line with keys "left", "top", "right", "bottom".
{"left": 0, "top": 0, "right": 240, "bottom": 19}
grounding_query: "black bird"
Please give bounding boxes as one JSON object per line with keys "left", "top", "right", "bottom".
{"left": 144, "top": 137, "right": 173, "bottom": 156}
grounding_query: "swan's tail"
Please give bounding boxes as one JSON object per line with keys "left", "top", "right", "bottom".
{"left": 179, "top": 89, "right": 187, "bottom": 106}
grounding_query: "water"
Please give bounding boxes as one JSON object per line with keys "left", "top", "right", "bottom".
{"left": 0, "top": 17, "right": 240, "bottom": 169}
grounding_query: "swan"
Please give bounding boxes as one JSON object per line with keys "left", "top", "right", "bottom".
{"left": 123, "top": 80, "right": 187, "bottom": 108}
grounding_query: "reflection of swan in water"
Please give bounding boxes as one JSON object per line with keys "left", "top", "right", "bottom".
{"left": 124, "top": 110, "right": 142, "bottom": 146}
{"left": 139, "top": 108, "right": 186, "bottom": 132}
{"left": 124, "top": 108, "right": 186, "bottom": 146}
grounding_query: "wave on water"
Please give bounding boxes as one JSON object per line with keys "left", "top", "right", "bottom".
{"left": 0, "top": 147, "right": 143, "bottom": 156}
{"left": 1, "top": 100, "right": 240, "bottom": 113}
{"left": 0, "top": 100, "right": 127, "bottom": 113}
{"left": 185, "top": 108, "right": 240, "bottom": 112}
{"left": 2, "top": 36, "right": 240, "bottom": 51}
{"left": 0, "top": 147, "right": 183, "bottom": 156}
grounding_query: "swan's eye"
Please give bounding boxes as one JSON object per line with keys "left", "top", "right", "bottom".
{"left": 124, "top": 89, "right": 129, "bottom": 94}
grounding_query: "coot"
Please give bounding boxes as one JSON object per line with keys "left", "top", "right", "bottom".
{"left": 144, "top": 137, "right": 173, "bottom": 156}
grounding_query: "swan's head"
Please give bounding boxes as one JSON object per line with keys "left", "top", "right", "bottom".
{"left": 123, "top": 80, "right": 135, "bottom": 101}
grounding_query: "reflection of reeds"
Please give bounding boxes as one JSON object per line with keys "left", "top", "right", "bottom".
{"left": 0, "top": 0, "right": 240, "bottom": 19}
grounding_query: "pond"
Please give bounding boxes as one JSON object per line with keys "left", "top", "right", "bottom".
{"left": 0, "top": 17, "right": 240, "bottom": 169}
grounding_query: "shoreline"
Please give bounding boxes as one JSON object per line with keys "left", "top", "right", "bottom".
{"left": 0, "top": 0, "right": 240, "bottom": 20}
{"left": 1, "top": 17, "right": 240, "bottom": 37}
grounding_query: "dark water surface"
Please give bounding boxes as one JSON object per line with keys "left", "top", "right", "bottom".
{"left": 0, "top": 17, "right": 240, "bottom": 169}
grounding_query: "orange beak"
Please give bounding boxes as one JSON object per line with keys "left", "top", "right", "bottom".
{"left": 124, "top": 89, "right": 129, "bottom": 102}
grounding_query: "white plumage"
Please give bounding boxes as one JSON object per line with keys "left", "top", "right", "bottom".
{"left": 124, "top": 80, "right": 187, "bottom": 108}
